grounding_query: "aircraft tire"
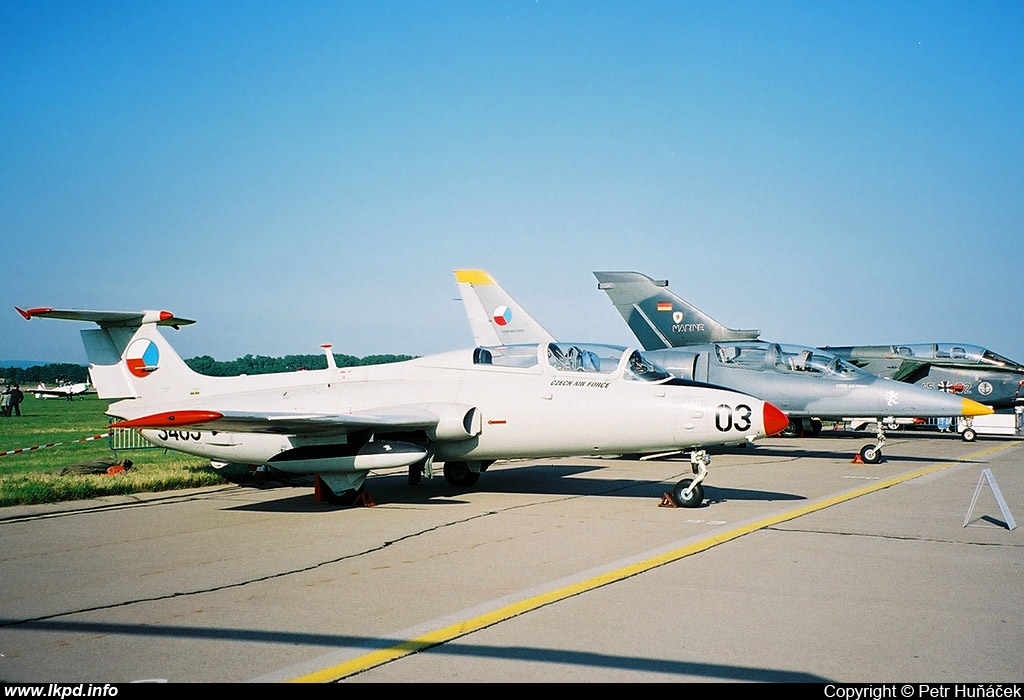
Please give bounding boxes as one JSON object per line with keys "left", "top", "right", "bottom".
{"left": 324, "top": 486, "right": 365, "bottom": 507}
{"left": 781, "top": 422, "right": 801, "bottom": 438}
{"left": 443, "top": 461, "right": 480, "bottom": 487}
{"left": 808, "top": 419, "right": 823, "bottom": 437}
{"left": 671, "top": 478, "right": 704, "bottom": 508}
{"left": 960, "top": 428, "right": 977, "bottom": 442}
{"left": 859, "top": 445, "right": 882, "bottom": 464}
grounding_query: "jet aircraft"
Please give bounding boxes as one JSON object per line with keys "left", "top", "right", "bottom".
{"left": 16, "top": 303, "right": 789, "bottom": 508}
{"left": 453, "top": 270, "right": 992, "bottom": 464}
{"left": 592, "top": 271, "right": 1003, "bottom": 448}
{"left": 32, "top": 381, "right": 94, "bottom": 400}
{"left": 817, "top": 343, "right": 1024, "bottom": 413}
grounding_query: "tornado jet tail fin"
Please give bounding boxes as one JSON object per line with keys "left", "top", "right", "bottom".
{"left": 592, "top": 271, "right": 760, "bottom": 350}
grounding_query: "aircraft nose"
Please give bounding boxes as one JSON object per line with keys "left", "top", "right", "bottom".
{"left": 961, "top": 398, "right": 995, "bottom": 417}
{"left": 762, "top": 402, "right": 790, "bottom": 437}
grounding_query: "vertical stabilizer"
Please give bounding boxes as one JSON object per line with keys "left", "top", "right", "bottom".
{"left": 593, "top": 271, "right": 760, "bottom": 350}
{"left": 454, "top": 270, "right": 556, "bottom": 346}
{"left": 16, "top": 307, "right": 202, "bottom": 400}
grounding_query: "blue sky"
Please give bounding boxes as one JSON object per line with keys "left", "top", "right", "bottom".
{"left": 2, "top": 1, "right": 1022, "bottom": 365}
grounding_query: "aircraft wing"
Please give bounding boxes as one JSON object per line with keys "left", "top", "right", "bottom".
{"left": 109, "top": 405, "right": 457, "bottom": 437}
{"left": 886, "top": 360, "right": 932, "bottom": 384}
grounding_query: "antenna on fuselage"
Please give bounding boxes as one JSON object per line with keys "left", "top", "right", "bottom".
{"left": 322, "top": 344, "right": 337, "bottom": 370}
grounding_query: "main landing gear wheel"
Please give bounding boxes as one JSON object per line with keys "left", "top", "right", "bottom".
{"left": 670, "top": 478, "right": 704, "bottom": 508}
{"left": 859, "top": 444, "right": 882, "bottom": 464}
{"left": 443, "top": 461, "right": 480, "bottom": 487}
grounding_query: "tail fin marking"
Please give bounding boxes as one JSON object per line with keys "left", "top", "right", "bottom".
{"left": 18, "top": 307, "right": 203, "bottom": 400}
{"left": 454, "top": 269, "right": 556, "bottom": 346}
{"left": 593, "top": 271, "right": 760, "bottom": 350}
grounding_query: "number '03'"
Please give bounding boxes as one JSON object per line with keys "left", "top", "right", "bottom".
{"left": 715, "top": 404, "right": 752, "bottom": 432}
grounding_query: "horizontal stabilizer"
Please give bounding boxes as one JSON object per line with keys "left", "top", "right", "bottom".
{"left": 16, "top": 307, "right": 195, "bottom": 329}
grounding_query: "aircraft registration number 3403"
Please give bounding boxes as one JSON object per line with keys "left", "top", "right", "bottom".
{"left": 156, "top": 429, "right": 203, "bottom": 442}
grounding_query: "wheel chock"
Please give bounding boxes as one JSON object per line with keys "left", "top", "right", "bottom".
{"left": 659, "top": 493, "right": 677, "bottom": 508}
{"left": 852, "top": 454, "right": 864, "bottom": 464}
{"left": 314, "top": 474, "right": 326, "bottom": 502}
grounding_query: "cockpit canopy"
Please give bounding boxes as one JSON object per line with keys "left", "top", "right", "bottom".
{"left": 888, "top": 343, "right": 1024, "bottom": 371}
{"left": 473, "top": 342, "right": 673, "bottom": 382}
{"left": 713, "top": 342, "right": 862, "bottom": 377}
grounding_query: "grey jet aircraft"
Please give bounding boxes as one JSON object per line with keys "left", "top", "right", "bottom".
{"left": 817, "top": 342, "right": 1024, "bottom": 414}
{"left": 452, "top": 270, "right": 993, "bottom": 464}
{"left": 592, "top": 271, "right": 1011, "bottom": 447}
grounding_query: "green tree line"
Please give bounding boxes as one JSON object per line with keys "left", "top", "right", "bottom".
{"left": 184, "top": 352, "right": 416, "bottom": 376}
{"left": 1, "top": 353, "right": 416, "bottom": 384}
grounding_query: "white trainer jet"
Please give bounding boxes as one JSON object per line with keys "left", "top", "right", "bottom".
{"left": 15, "top": 304, "right": 789, "bottom": 508}
{"left": 453, "top": 269, "right": 993, "bottom": 464}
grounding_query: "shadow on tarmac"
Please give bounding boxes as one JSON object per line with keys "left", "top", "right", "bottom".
{"left": 0, "top": 618, "right": 832, "bottom": 683}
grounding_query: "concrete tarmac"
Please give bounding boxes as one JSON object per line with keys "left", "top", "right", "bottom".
{"left": 1, "top": 433, "right": 1021, "bottom": 683}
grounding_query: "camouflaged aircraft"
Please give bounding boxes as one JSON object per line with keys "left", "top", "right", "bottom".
{"left": 453, "top": 270, "right": 992, "bottom": 465}
{"left": 817, "top": 342, "right": 1024, "bottom": 415}
{"left": 16, "top": 301, "right": 789, "bottom": 508}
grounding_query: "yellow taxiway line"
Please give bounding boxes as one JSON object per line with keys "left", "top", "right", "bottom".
{"left": 291, "top": 441, "right": 1021, "bottom": 682}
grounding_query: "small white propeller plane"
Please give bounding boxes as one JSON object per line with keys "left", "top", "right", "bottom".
{"left": 33, "top": 381, "right": 95, "bottom": 400}
{"left": 15, "top": 301, "right": 789, "bottom": 508}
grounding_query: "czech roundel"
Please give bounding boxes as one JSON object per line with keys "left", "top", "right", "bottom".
{"left": 125, "top": 339, "right": 160, "bottom": 377}
{"left": 492, "top": 305, "right": 512, "bottom": 327}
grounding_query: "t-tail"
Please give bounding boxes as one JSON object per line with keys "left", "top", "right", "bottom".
{"left": 15, "top": 307, "right": 201, "bottom": 401}
{"left": 454, "top": 269, "right": 556, "bottom": 346}
{"left": 593, "top": 271, "right": 760, "bottom": 351}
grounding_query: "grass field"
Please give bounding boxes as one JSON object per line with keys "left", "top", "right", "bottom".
{"left": 0, "top": 394, "right": 226, "bottom": 506}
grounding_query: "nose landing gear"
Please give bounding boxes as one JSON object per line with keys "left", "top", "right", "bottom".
{"left": 669, "top": 450, "right": 711, "bottom": 507}
{"left": 858, "top": 422, "right": 887, "bottom": 464}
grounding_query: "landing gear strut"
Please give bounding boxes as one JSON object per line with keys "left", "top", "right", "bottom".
{"left": 670, "top": 450, "right": 710, "bottom": 508}
{"left": 859, "top": 423, "right": 887, "bottom": 464}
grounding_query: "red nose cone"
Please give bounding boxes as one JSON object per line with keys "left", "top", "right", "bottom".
{"left": 762, "top": 402, "right": 790, "bottom": 437}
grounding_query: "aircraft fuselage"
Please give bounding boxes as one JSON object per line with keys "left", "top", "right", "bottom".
{"left": 115, "top": 344, "right": 781, "bottom": 472}
{"left": 646, "top": 342, "right": 986, "bottom": 421}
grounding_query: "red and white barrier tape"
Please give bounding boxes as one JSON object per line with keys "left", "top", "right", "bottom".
{"left": 1, "top": 431, "right": 112, "bottom": 458}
